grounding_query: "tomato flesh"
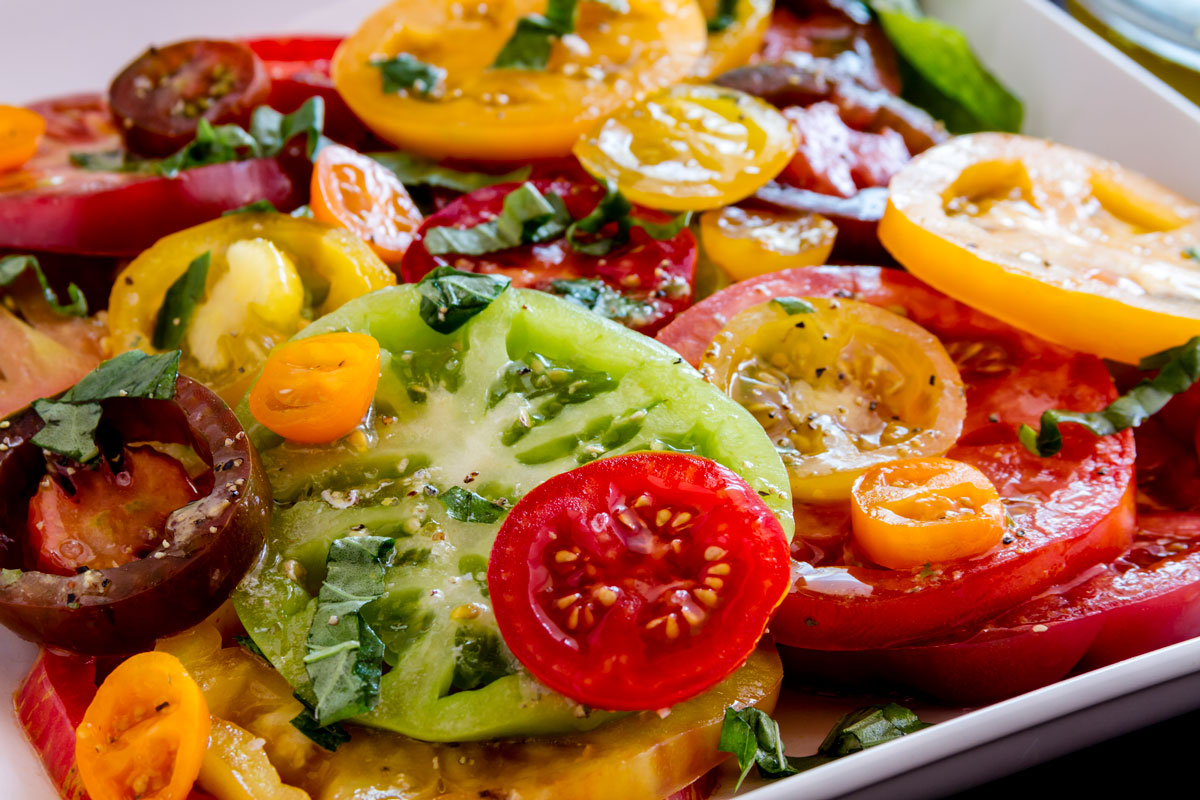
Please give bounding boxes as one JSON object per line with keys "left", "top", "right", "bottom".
{"left": 488, "top": 452, "right": 790, "bottom": 711}
{"left": 27, "top": 446, "right": 200, "bottom": 576}
{"left": 779, "top": 103, "right": 912, "bottom": 198}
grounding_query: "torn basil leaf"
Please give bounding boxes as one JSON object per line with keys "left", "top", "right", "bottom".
{"left": 719, "top": 707, "right": 795, "bottom": 791}
{"left": 1020, "top": 335, "right": 1200, "bottom": 457}
{"left": 154, "top": 119, "right": 262, "bottom": 178}
{"left": 222, "top": 200, "right": 280, "bottom": 216}
{"left": 416, "top": 267, "right": 511, "bottom": 334}
{"left": 371, "top": 54, "right": 446, "bottom": 97}
{"left": 492, "top": 0, "right": 578, "bottom": 70}
{"left": 423, "top": 182, "right": 572, "bottom": 256}
{"left": 304, "top": 535, "right": 395, "bottom": 726}
{"left": 289, "top": 704, "right": 352, "bottom": 752}
{"left": 549, "top": 278, "right": 656, "bottom": 326}
{"left": 771, "top": 297, "right": 816, "bottom": 316}
{"left": 152, "top": 251, "right": 210, "bottom": 350}
{"left": 565, "top": 180, "right": 691, "bottom": 256}
{"left": 371, "top": 151, "right": 531, "bottom": 193}
{"left": 0, "top": 254, "right": 88, "bottom": 317}
{"left": 440, "top": 486, "right": 507, "bottom": 524}
{"left": 250, "top": 97, "right": 327, "bottom": 159}
{"left": 706, "top": 0, "right": 740, "bottom": 33}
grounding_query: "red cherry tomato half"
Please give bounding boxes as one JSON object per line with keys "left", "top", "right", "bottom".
{"left": 659, "top": 266, "right": 1136, "bottom": 649}
{"left": 487, "top": 452, "right": 790, "bottom": 711}
{"left": 401, "top": 178, "right": 698, "bottom": 335}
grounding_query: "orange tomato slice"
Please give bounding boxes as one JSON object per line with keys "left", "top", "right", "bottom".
{"left": 699, "top": 205, "right": 837, "bottom": 280}
{"left": 75, "top": 651, "right": 210, "bottom": 800}
{"left": 0, "top": 105, "right": 45, "bottom": 172}
{"left": 311, "top": 143, "right": 422, "bottom": 264}
{"left": 692, "top": 0, "right": 773, "bottom": 80}
{"left": 248, "top": 331, "right": 381, "bottom": 444}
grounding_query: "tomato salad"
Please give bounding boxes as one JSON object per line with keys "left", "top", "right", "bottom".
{"left": 2, "top": 1, "right": 1199, "bottom": 799}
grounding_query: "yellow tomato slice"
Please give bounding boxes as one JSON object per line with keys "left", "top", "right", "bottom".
{"left": 106, "top": 214, "right": 394, "bottom": 406}
{"left": 331, "top": 0, "right": 706, "bottom": 160}
{"left": 880, "top": 132, "right": 1200, "bottom": 364}
{"left": 699, "top": 205, "right": 837, "bottom": 280}
{"left": 692, "top": 0, "right": 773, "bottom": 80}
{"left": 199, "top": 719, "right": 311, "bottom": 800}
{"left": 701, "top": 297, "right": 966, "bottom": 502}
{"left": 574, "top": 84, "right": 797, "bottom": 211}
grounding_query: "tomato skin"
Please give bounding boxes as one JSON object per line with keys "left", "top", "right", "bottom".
{"left": 15, "top": 650, "right": 98, "bottom": 800}
{"left": 659, "top": 266, "right": 1137, "bottom": 649}
{"left": 488, "top": 452, "right": 790, "bottom": 711}
{"left": 757, "top": 3, "right": 902, "bottom": 94}
{"left": 401, "top": 178, "right": 698, "bottom": 334}
{"left": 779, "top": 102, "right": 911, "bottom": 198}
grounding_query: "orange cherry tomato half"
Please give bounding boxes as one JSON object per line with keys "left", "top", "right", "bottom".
{"left": 0, "top": 105, "right": 45, "bottom": 172}
{"left": 75, "top": 651, "right": 211, "bottom": 800}
{"left": 248, "top": 331, "right": 381, "bottom": 444}
{"left": 851, "top": 457, "right": 1007, "bottom": 570}
{"left": 311, "top": 143, "right": 423, "bottom": 264}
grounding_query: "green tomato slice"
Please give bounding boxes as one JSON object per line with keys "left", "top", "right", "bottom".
{"left": 234, "top": 285, "right": 792, "bottom": 742}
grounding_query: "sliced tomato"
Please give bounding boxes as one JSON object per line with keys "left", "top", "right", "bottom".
{"left": 0, "top": 94, "right": 310, "bottom": 256}
{"left": 779, "top": 102, "right": 911, "bottom": 198}
{"left": 400, "top": 178, "right": 698, "bottom": 334}
{"left": 15, "top": 650, "right": 97, "bottom": 800}
{"left": 487, "top": 453, "right": 790, "bottom": 711}
{"left": 658, "top": 266, "right": 1136, "bottom": 649}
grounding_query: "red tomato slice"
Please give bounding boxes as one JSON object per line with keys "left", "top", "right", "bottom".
{"left": 400, "top": 178, "right": 698, "bottom": 334}
{"left": 756, "top": 4, "right": 901, "bottom": 94}
{"left": 15, "top": 650, "right": 97, "bottom": 800}
{"left": 0, "top": 94, "right": 309, "bottom": 256}
{"left": 778, "top": 103, "right": 912, "bottom": 198}
{"left": 487, "top": 452, "right": 790, "bottom": 711}
{"left": 658, "top": 266, "right": 1136, "bottom": 649}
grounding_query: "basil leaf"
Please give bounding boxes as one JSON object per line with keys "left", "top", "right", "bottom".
{"left": 416, "top": 267, "right": 511, "bottom": 334}
{"left": 548, "top": 278, "right": 657, "bottom": 326}
{"left": 719, "top": 707, "right": 797, "bottom": 790}
{"left": 818, "top": 703, "right": 930, "bottom": 756}
{"left": 867, "top": 1, "right": 1022, "bottom": 134}
{"left": 371, "top": 54, "right": 446, "bottom": 97}
{"left": 152, "top": 252, "right": 210, "bottom": 350}
{"left": 1020, "top": 335, "right": 1200, "bottom": 457}
{"left": 289, "top": 704, "right": 351, "bottom": 752}
{"left": 707, "top": 0, "right": 740, "bottom": 33}
{"left": 29, "top": 401, "right": 104, "bottom": 463}
{"left": 304, "top": 535, "right": 394, "bottom": 726}
{"left": 0, "top": 254, "right": 88, "bottom": 317}
{"left": 494, "top": 0, "right": 625, "bottom": 70}
{"left": 250, "top": 97, "right": 327, "bottom": 159}
{"left": 771, "top": 297, "right": 815, "bottom": 316}
{"left": 222, "top": 200, "right": 279, "bottom": 216}
{"left": 423, "top": 182, "right": 572, "bottom": 256}
{"left": 68, "top": 150, "right": 150, "bottom": 172}
{"left": 440, "top": 486, "right": 506, "bottom": 524}
{"left": 565, "top": 180, "right": 691, "bottom": 256}
{"left": 371, "top": 151, "right": 531, "bottom": 193}
{"left": 155, "top": 119, "right": 262, "bottom": 178}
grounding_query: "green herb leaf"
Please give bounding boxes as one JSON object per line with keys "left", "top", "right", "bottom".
{"left": 493, "top": 0, "right": 622, "bottom": 70}
{"left": 31, "top": 350, "right": 181, "bottom": 463}
{"left": 706, "top": 0, "right": 740, "bottom": 33}
{"left": 371, "top": 54, "right": 446, "bottom": 97}
{"left": 304, "top": 535, "right": 394, "bottom": 726}
{"left": 1184, "top": 246, "right": 1200, "bottom": 260}
{"left": 154, "top": 119, "right": 262, "bottom": 178}
{"left": 565, "top": 180, "right": 691, "bottom": 256}
{"left": 416, "top": 267, "right": 511, "bottom": 334}
{"left": 290, "top": 204, "right": 314, "bottom": 219}
{"left": 68, "top": 150, "right": 148, "bottom": 172}
{"left": 818, "top": 703, "right": 930, "bottom": 756}
{"left": 719, "top": 707, "right": 797, "bottom": 790}
{"left": 867, "top": 1, "right": 1022, "bottom": 134}
{"left": 222, "top": 200, "right": 279, "bottom": 216}
{"left": 289, "top": 704, "right": 352, "bottom": 752}
{"left": 0, "top": 569, "right": 21, "bottom": 588}
{"left": 771, "top": 297, "right": 816, "bottom": 316}
{"left": 250, "top": 97, "right": 327, "bottom": 159}
{"left": 0, "top": 254, "right": 88, "bottom": 317}
{"left": 548, "top": 278, "right": 657, "bottom": 326}
{"left": 423, "top": 182, "right": 573, "bottom": 256}
{"left": 371, "top": 151, "right": 531, "bottom": 193}
{"left": 152, "top": 252, "right": 210, "bottom": 350}
{"left": 440, "top": 486, "right": 507, "bottom": 524}
{"left": 1020, "top": 335, "right": 1200, "bottom": 457}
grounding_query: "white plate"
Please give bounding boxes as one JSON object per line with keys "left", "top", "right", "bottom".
{"left": 3, "top": 1, "right": 1200, "bottom": 798}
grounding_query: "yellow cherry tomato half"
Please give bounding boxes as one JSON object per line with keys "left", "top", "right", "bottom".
{"left": 851, "top": 457, "right": 1007, "bottom": 570}
{"left": 248, "top": 331, "right": 381, "bottom": 444}
{"left": 573, "top": 84, "right": 798, "bottom": 211}
{"left": 692, "top": 0, "right": 774, "bottom": 80}
{"left": 880, "top": 132, "right": 1200, "bottom": 364}
{"left": 701, "top": 297, "right": 966, "bottom": 502}
{"left": 75, "top": 651, "right": 210, "bottom": 800}
{"left": 312, "top": 143, "right": 423, "bottom": 265}
{"left": 0, "top": 105, "right": 45, "bottom": 172}
{"left": 107, "top": 214, "right": 394, "bottom": 406}
{"left": 332, "top": 0, "right": 706, "bottom": 160}
{"left": 699, "top": 205, "right": 837, "bottom": 281}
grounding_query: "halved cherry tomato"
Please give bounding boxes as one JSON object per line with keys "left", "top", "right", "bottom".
{"left": 851, "top": 457, "right": 1006, "bottom": 570}
{"left": 699, "top": 205, "right": 836, "bottom": 280}
{"left": 692, "top": 0, "right": 774, "bottom": 80}
{"left": 108, "top": 39, "right": 270, "bottom": 157}
{"left": 248, "top": 331, "right": 381, "bottom": 444}
{"left": 27, "top": 446, "right": 200, "bottom": 576}
{"left": 332, "top": 0, "right": 706, "bottom": 160}
{"left": 0, "top": 105, "right": 45, "bottom": 171}
{"left": 76, "top": 651, "right": 211, "bottom": 800}
{"left": 400, "top": 178, "right": 698, "bottom": 334}
{"left": 700, "top": 296, "right": 966, "bottom": 502}
{"left": 311, "top": 143, "right": 422, "bottom": 264}
{"left": 659, "top": 266, "right": 1136, "bottom": 649}
{"left": 487, "top": 452, "right": 790, "bottom": 711}
{"left": 573, "top": 84, "right": 796, "bottom": 212}
{"left": 880, "top": 133, "right": 1200, "bottom": 364}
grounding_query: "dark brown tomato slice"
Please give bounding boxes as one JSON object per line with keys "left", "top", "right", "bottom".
{"left": 401, "top": 178, "right": 698, "bottom": 334}
{"left": 487, "top": 453, "right": 790, "bottom": 711}
{"left": 658, "top": 266, "right": 1136, "bottom": 649}
{"left": 109, "top": 39, "right": 270, "bottom": 157}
